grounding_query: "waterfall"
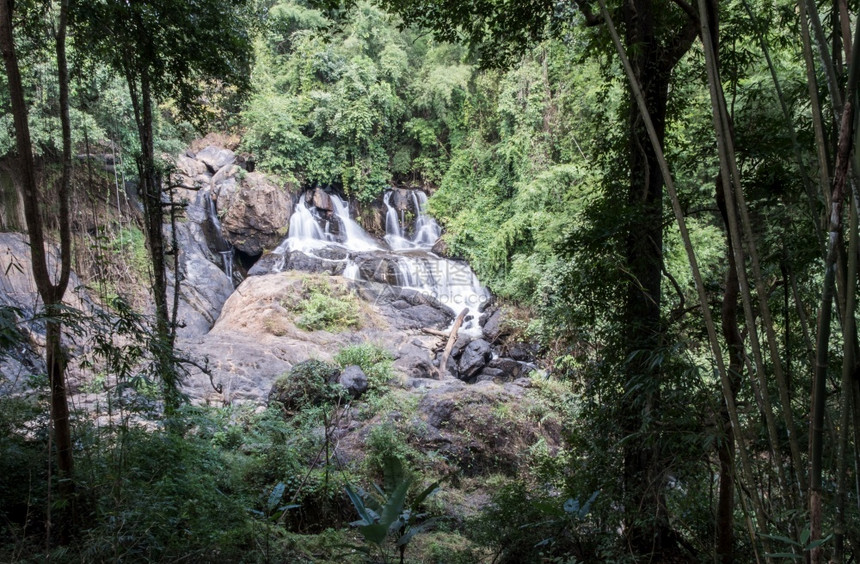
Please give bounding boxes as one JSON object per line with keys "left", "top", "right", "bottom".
{"left": 410, "top": 190, "right": 441, "bottom": 248}
{"left": 278, "top": 198, "right": 327, "bottom": 253}
{"left": 266, "top": 187, "right": 489, "bottom": 335}
{"left": 204, "top": 193, "right": 231, "bottom": 252}
{"left": 384, "top": 191, "right": 412, "bottom": 250}
{"left": 394, "top": 255, "right": 489, "bottom": 335}
{"left": 383, "top": 189, "right": 441, "bottom": 250}
{"left": 343, "top": 260, "right": 360, "bottom": 280}
{"left": 329, "top": 195, "right": 380, "bottom": 251}
{"left": 220, "top": 250, "right": 234, "bottom": 281}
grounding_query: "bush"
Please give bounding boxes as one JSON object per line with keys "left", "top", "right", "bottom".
{"left": 270, "top": 360, "right": 345, "bottom": 413}
{"left": 292, "top": 280, "right": 361, "bottom": 332}
{"left": 334, "top": 343, "right": 394, "bottom": 390}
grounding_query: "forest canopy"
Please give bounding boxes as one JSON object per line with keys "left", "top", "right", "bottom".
{"left": 2, "top": 0, "right": 860, "bottom": 562}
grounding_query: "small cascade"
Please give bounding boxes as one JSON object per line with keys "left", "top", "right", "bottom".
{"left": 410, "top": 190, "right": 441, "bottom": 248}
{"left": 394, "top": 255, "right": 489, "bottom": 335}
{"left": 382, "top": 189, "right": 441, "bottom": 250}
{"left": 278, "top": 198, "right": 327, "bottom": 253}
{"left": 384, "top": 191, "right": 412, "bottom": 250}
{"left": 204, "top": 192, "right": 231, "bottom": 252}
{"left": 343, "top": 261, "right": 360, "bottom": 280}
{"left": 329, "top": 195, "right": 381, "bottom": 251}
{"left": 220, "top": 250, "right": 234, "bottom": 281}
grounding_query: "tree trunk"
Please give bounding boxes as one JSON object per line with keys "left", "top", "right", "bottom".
{"left": 716, "top": 178, "right": 743, "bottom": 564}
{"left": 616, "top": 0, "right": 696, "bottom": 556}
{"left": 0, "top": 0, "right": 75, "bottom": 541}
{"left": 125, "top": 64, "right": 180, "bottom": 412}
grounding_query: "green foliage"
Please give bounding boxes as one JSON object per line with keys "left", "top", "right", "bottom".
{"left": 345, "top": 455, "right": 441, "bottom": 562}
{"left": 295, "top": 286, "right": 360, "bottom": 331}
{"left": 335, "top": 342, "right": 394, "bottom": 390}
{"left": 271, "top": 359, "right": 345, "bottom": 413}
{"left": 242, "top": 0, "right": 470, "bottom": 200}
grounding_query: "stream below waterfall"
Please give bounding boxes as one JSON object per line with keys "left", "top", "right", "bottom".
{"left": 259, "top": 189, "right": 490, "bottom": 335}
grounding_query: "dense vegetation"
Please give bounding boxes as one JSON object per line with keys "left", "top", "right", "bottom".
{"left": 3, "top": 0, "right": 860, "bottom": 562}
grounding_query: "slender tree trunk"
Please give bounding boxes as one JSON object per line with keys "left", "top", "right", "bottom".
{"left": 125, "top": 65, "right": 180, "bottom": 412}
{"left": 810, "top": 13, "right": 860, "bottom": 562}
{"left": 0, "top": 0, "right": 75, "bottom": 541}
{"left": 716, "top": 178, "right": 743, "bottom": 564}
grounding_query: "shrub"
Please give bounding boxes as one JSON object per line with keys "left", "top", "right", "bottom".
{"left": 270, "top": 360, "right": 345, "bottom": 414}
{"left": 334, "top": 343, "right": 393, "bottom": 390}
{"left": 293, "top": 280, "right": 361, "bottom": 332}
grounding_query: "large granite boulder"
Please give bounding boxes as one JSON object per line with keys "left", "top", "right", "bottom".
{"left": 219, "top": 172, "right": 293, "bottom": 256}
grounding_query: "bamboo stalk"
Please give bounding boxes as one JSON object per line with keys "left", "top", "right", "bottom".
{"left": 595, "top": 0, "right": 768, "bottom": 559}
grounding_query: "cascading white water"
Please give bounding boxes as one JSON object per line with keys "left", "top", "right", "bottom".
{"left": 220, "top": 250, "right": 234, "bottom": 281}
{"left": 410, "top": 190, "right": 441, "bottom": 248}
{"left": 278, "top": 197, "right": 328, "bottom": 253}
{"left": 383, "top": 189, "right": 442, "bottom": 250}
{"left": 329, "top": 195, "right": 381, "bottom": 251}
{"left": 270, "top": 188, "right": 488, "bottom": 334}
{"left": 384, "top": 191, "right": 413, "bottom": 250}
{"left": 343, "top": 261, "right": 360, "bottom": 280}
{"left": 277, "top": 193, "right": 381, "bottom": 253}
{"left": 394, "top": 255, "right": 489, "bottom": 335}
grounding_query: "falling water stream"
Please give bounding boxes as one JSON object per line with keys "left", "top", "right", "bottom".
{"left": 271, "top": 189, "right": 489, "bottom": 334}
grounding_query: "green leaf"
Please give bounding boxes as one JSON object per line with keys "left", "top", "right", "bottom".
{"left": 267, "top": 482, "right": 286, "bottom": 512}
{"left": 358, "top": 522, "right": 389, "bottom": 545}
{"left": 345, "top": 484, "right": 374, "bottom": 525}
{"left": 379, "top": 476, "right": 411, "bottom": 527}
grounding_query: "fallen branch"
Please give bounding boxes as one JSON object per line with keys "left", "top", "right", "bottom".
{"left": 421, "top": 328, "right": 449, "bottom": 337}
{"left": 438, "top": 308, "right": 467, "bottom": 378}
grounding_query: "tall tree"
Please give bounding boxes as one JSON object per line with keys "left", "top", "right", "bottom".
{"left": 376, "top": 0, "right": 697, "bottom": 557}
{"left": 0, "top": 0, "right": 75, "bottom": 541}
{"left": 71, "top": 0, "right": 254, "bottom": 409}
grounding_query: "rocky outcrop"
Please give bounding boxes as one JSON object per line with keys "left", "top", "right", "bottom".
{"left": 0, "top": 233, "right": 91, "bottom": 391}
{"left": 178, "top": 271, "right": 447, "bottom": 405}
{"left": 458, "top": 339, "right": 492, "bottom": 381}
{"left": 172, "top": 144, "right": 295, "bottom": 259}
{"left": 339, "top": 365, "right": 368, "bottom": 398}
{"left": 166, "top": 221, "right": 234, "bottom": 339}
{"left": 219, "top": 172, "right": 293, "bottom": 256}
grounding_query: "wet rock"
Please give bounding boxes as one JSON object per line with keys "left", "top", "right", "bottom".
{"left": 357, "top": 282, "right": 454, "bottom": 330}
{"left": 395, "top": 353, "right": 436, "bottom": 379}
{"left": 458, "top": 339, "right": 492, "bottom": 381}
{"left": 196, "top": 145, "right": 236, "bottom": 173}
{"left": 481, "top": 307, "right": 506, "bottom": 342}
{"left": 312, "top": 187, "right": 333, "bottom": 211}
{"left": 339, "top": 365, "right": 368, "bottom": 398}
{"left": 166, "top": 222, "right": 233, "bottom": 339}
{"left": 475, "top": 367, "right": 505, "bottom": 383}
{"left": 430, "top": 237, "right": 450, "bottom": 257}
{"left": 487, "top": 357, "right": 535, "bottom": 380}
{"left": 507, "top": 341, "right": 535, "bottom": 362}
{"left": 450, "top": 334, "right": 471, "bottom": 360}
{"left": 354, "top": 255, "right": 401, "bottom": 285}
{"left": 248, "top": 249, "right": 349, "bottom": 277}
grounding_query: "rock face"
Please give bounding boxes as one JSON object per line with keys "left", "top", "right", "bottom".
{"left": 219, "top": 171, "right": 293, "bottom": 256}
{"left": 178, "top": 271, "right": 446, "bottom": 405}
{"left": 166, "top": 221, "right": 234, "bottom": 339}
{"left": 0, "top": 232, "right": 90, "bottom": 390}
{"left": 172, "top": 144, "right": 295, "bottom": 259}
